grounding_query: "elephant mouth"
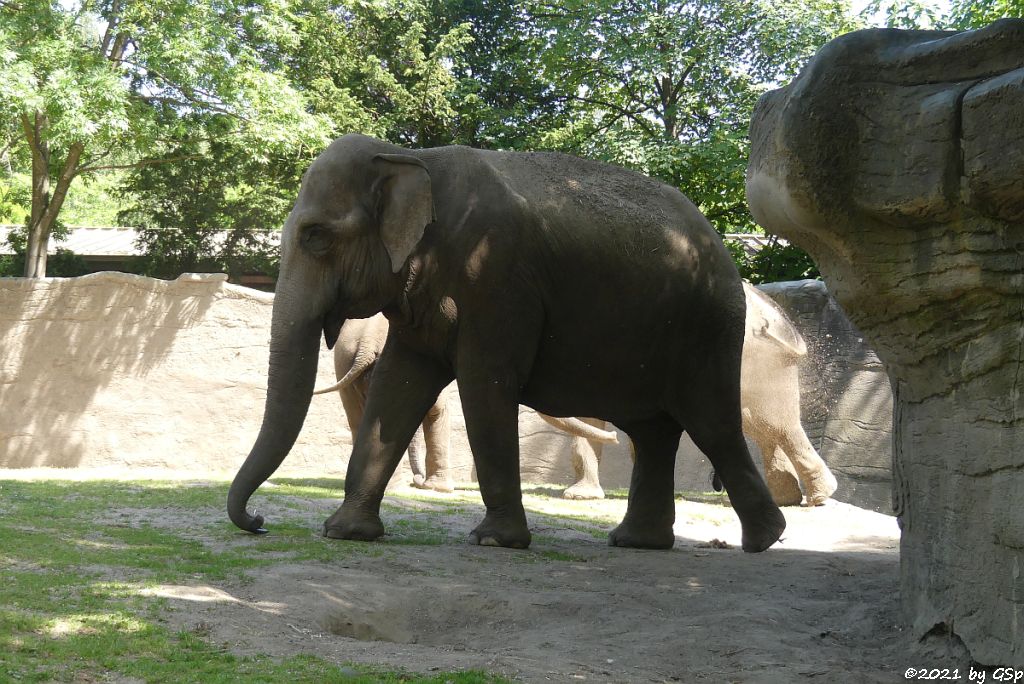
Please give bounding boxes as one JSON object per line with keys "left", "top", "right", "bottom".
{"left": 323, "top": 297, "right": 347, "bottom": 349}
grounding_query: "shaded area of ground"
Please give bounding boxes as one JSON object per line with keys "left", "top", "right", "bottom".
{"left": 1, "top": 470, "right": 904, "bottom": 682}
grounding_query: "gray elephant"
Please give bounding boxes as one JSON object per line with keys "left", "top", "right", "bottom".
{"left": 563, "top": 282, "right": 838, "bottom": 507}
{"left": 312, "top": 312, "right": 620, "bottom": 493}
{"left": 228, "top": 133, "right": 785, "bottom": 552}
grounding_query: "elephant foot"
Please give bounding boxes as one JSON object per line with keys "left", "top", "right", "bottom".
{"left": 765, "top": 469, "right": 803, "bottom": 507}
{"left": 563, "top": 482, "right": 605, "bottom": 500}
{"left": 411, "top": 475, "right": 455, "bottom": 493}
{"left": 608, "top": 520, "right": 675, "bottom": 550}
{"left": 322, "top": 507, "right": 385, "bottom": 541}
{"left": 468, "top": 511, "right": 531, "bottom": 549}
{"left": 737, "top": 504, "right": 787, "bottom": 553}
{"left": 802, "top": 469, "right": 839, "bottom": 506}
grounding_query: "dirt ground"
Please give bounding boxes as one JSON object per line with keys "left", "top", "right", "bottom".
{"left": 4, "top": 468, "right": 905, "bottom": 683}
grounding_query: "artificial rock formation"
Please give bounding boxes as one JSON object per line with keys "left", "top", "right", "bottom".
{"left": 747, "top": 20, "right": 1024, "bottom": 662}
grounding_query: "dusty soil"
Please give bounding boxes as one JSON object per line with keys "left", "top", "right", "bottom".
{"left": 4, "top": 468, "right": 905, "bottom": 682}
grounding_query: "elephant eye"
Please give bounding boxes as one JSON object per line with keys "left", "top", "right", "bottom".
{"left": 300, "top": 223, "right": 334, "bottom": 255}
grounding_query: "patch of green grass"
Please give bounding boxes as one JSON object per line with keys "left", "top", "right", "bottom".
{"left": 676, "top": 490, "right": 731, "bottom": 506}
{"left": 537, "top": 549, "right": 587, "bottom": 563}
{"left": 264, "top": 478, "right": 346, "bottom": 499}
{"left": 0, "top": 479, "right": 512, "bottom": 683}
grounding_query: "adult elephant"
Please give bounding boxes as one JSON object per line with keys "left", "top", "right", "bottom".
{"left": 227, "top": 133, "right": 785, "bottom": 552}
{"left": 312, "top": 312, "right": 620, "bottom": 494}
{"left": 563, "top": 282, "right": 839, "bottom": 507}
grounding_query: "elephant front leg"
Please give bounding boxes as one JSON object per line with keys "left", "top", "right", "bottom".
{"left": 459, "top": 373, "right": 531, "bottom": 549}
{"left": 563, "top": 419, "right": 607, "bottom": 500}
{"left": 608, "top": 418, "right": 680, "bottom": 549}
{"left": 407, "top": 426, "right": 428, "bottom": 487}
{"left": 323, "top": 346, "right": 452, "bottom": 541}
{"left": 414, "top": 393, "right": 455, "bottom": 493}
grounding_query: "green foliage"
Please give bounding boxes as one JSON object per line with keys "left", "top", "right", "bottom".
{"left": 118, "top": 115, "right": 293, "bottom": 281}
{"left": 2, "top": 0, "right": 865, "bottom": 282}
{"left": 285, "top": 0, "right": 474, "bottom": 145}
{"left": 948, "top": 0, "right": 1024, "bottom": 26}
{"left": 861, "top": 0, "right": 947, "bottom": 28}
{"left": 734, "top": 236, "right": 821, "bottom": 284}
{"left": 115, "top": 0, "right": 478, "bottom": 281}
{"left": 863, "top": 0, "right": 1023, "bottom": 29}
{"left": 60, "top": 170, "right": 127, "bottom": 225}
{"left": 527, "top": 0, "right": 855, "bottom": 242}
{"left": 0, "top": 0, "right": 333, "bottom": 276}
{"left": 0, "top": 173, "right": 30, "bottom": 224}
{"left": 517, "top": 0, "right": 850, "bottom": 281}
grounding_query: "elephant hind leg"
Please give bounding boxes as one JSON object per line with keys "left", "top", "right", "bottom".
{"left": 407, "top": 425, "right": 428, "bottom": 486}
{"left": 778, "top": 430, "right": 837, "bottom": 506}
{"left": 677, "top": 389, "right": 785, "bottom": 551}
{"left": 752, "top": 435, "right": 804, "bottom": 507}
{"left": 608, "top": 415, "right": 680, "bottom": 549}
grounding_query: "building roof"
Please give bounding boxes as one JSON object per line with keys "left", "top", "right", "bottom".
{"left": 0, "top": 225, "right": 283, "bottom": 256}
{"left": 1, "top": 226, "right": 781, "bottom": 257}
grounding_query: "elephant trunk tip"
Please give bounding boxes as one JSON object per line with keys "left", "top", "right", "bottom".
{"left": 229, "top": 506, "right": 268, "bottom": 535}
{"left": 227, "top": 483, "right": 270, "bottom": 534}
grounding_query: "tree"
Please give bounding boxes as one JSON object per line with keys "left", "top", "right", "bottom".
{"left": 429, "top": 0, "right": 575, "bottom": 149}
{"left": 948, "top": 0, "right": 1024, "bottom": 25}
{"left": 862, "top": 0, "right": 1022, "bottom": 30}
{"left": 284, "top": 0, "right": 472, "bottom": 147}
{"left": 529, "top": 0, "right": 858, "bottom": 231}
{"left": 0, "top": 0, "right": 330, "bottom": 277}
{"left": 117, "top": 114, "right": 291, "bottom": 282}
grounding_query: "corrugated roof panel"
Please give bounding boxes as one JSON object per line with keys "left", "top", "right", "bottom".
{"left": 1, "top": 226, "right": 778, "bottom": 257}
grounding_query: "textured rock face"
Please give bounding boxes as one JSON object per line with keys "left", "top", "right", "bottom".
{"left": 0, "top": 273, "right": 347, "bottom": 474}
{"left": 0, "top": 272, "right": 606, "bottom": 486}
{"left": 748, "top": 20, "right": 1024, "bottom": 663}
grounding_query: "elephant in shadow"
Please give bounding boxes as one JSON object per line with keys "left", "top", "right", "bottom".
{"left": 564, "top": 282, "right": 838, "bottom": 506}
{"left": 228, "top": 133, "right": 786, "bottom": 552}
{"left": 312, "top": 313, "right": 620, "bottom": 494}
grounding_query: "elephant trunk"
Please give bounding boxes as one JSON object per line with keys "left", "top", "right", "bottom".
{"left": 228, "top": 299, "right": 326, "bottom": 533}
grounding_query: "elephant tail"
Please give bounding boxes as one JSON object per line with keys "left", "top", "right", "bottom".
{"left": 747, "top": 284, "right": 807, "bottom": 357}
{"left": 537, "top": 414, "right": 619, "bottom": 444}
{"left": 311, "top": 343, "right": 379, "bottom": 396}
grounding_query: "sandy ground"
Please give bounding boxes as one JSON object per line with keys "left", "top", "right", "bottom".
{"left": 2, "top": 468, "right": 905, "bottom": 683}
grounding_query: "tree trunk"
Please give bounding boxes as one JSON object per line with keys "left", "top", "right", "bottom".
{"left": 23, "top": 113, "right": 50, "bottom": 278}
{"left": 20, "top": 110, "right": 84, "bottom": 278}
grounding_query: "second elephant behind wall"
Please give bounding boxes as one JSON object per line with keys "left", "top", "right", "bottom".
{"left": 314, "top": 283, "right": 837, "bottom": 507}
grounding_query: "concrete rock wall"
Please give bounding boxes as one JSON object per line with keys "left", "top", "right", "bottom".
{"left": 747, "top": 20, "right": 1024, "bottom": 663}
{"left": 0, "top": 273, "right": 614, "bottom": 488}
{"left": 0, "top": 273, "right": 892, "bottom": 513}
{"left": 0, "top": 273, "right": 349, "bottom": 475}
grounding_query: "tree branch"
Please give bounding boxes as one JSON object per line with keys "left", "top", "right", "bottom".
{"left": 669, "top": 61, "right": 698, "bottom": 103}
{"left": 99, "top": 0, "right": 121, "bottom": 57}
{"left": 40, "top": 141, "right": 85, "bottom": 230}
{"left": 77, "top": 154, "right": 203, "bottom": 175}
{"left": 563, "top": 94, "right": 658, "bottom": 137}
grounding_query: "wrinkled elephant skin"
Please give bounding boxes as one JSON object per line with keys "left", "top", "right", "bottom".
{"left": 230, "top": 134, "right": 785, "bottom": 553}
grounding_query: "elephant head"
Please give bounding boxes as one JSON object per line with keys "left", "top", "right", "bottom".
{"left": 227, "top": 134, "right": 435, "bottom": 533}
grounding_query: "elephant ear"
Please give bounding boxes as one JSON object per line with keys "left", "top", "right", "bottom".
{"left": 373, "top": 153, "right": 436, "bottom": 273}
